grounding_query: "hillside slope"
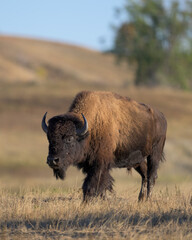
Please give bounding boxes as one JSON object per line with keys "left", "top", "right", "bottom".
{"left": 0, "top": 35, "right": 133, "bottom": 86}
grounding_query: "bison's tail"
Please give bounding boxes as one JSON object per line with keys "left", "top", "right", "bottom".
{"left": 152, "top": 136, "right": 166, "bottom": 163}
{"left": 160, "top": 137, "right": 166, "bottom": 162}
{"left": 161, "top": 151, "right": 166, "bottom": 162}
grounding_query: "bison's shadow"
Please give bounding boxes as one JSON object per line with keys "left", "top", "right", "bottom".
{"left": 1, "top": 208, "right": 192, "bottom": 238}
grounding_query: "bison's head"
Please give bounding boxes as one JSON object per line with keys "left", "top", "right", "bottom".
{"left": 41, "top": 112, "right": 89, "bottom": 180}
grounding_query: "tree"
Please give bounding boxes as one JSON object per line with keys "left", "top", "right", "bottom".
{"left": 113, "top": 0, "right": 192, "bottom": 89}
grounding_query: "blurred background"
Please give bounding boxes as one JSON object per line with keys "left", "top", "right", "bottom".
{"left": 0, "top": 0, "right": 192, "bottom": 192}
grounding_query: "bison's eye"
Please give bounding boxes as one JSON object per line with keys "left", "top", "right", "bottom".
{"left": 63, "top": 136, "right": 75, "bottom": 143}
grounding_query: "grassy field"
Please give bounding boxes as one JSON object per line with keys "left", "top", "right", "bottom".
{"left": 1, "top": 182, "right": 192, "bottom": 240}
{"left": 0, "top": 36, "right": 192, "bottom": 239}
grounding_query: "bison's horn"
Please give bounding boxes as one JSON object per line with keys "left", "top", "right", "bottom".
{"left": 42, "top": 112, "right": 48, "bottom": 134}
{"left": 76, "top": 113, "right": 88, "bottom": 136}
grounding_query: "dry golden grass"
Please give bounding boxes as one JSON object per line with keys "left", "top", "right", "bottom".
{"left": 0, "top": 181, "right": 192, "bottom": 240}
{"left": 0, "top": 36, "right": 192, "bottom": 239}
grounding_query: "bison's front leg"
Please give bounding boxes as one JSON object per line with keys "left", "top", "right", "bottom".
{"left": 82, "top": 167, "right": 114, "bottom": 202}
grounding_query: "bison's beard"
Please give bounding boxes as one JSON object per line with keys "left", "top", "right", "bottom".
{"left": 53, "top": 168, "right": 66, "bottom": 180}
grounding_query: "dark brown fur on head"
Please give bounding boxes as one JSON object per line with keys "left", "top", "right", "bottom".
{"left": 46, "top": 113, "right": 89, "bottom": 180}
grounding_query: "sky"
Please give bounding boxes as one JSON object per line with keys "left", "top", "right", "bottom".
{"left": 0, "top": 0, "right": 126, "bottom": 51}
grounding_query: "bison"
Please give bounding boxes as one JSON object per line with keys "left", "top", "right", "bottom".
{"left": 42, "top": 91, "right": 167, "bottom": 201}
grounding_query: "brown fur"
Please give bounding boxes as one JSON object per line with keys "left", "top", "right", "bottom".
{"left": 43, "top": 91, "right": 167, "bottom": 201}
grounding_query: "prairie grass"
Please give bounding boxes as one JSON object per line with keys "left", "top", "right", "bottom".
{"left": 0, "top": 181, "right": 192, "bottom": 240}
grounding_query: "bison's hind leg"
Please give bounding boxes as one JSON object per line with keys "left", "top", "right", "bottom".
{"left": 134, "top": 160, "right": 147, "bottom": 201}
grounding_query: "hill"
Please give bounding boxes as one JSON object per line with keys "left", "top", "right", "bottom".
{"left": 0, "top": 35, "right": 133, "bottom": 86}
